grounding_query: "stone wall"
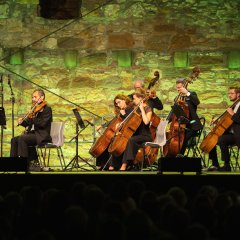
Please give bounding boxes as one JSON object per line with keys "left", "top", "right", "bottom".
{"left": 0, "top": 0, "right": 239, "bottom": 164}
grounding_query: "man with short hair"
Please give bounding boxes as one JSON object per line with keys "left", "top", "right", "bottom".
{"left": 207, "top": 87, "right": 240, "bottom": 172}
{"left": 10, "top": 89, "right": 52, "bottom": 160}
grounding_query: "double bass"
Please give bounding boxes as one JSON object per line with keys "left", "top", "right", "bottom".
{"left": 200, "top": 97, "right": 240, "bottom": 153}
{"left": 163, "top": 67, "right": 201, "bottom": 157}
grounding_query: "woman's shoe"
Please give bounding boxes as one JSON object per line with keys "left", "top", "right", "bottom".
{"left": 119, "top": 163, "right": 128, "bottom": 171}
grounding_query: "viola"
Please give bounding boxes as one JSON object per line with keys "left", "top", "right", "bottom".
{"left": 17, "top": 100, "right": 47, "bottom": 126}
{"left": 28, "top": 100, "right": 47, "bottom": 118}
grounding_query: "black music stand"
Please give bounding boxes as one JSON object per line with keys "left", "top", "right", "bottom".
{"left": 171, "top": 104, "right": 189, "bottom": 157}
{"left": 64, "top": 108, "right": 97, "bottom": 171}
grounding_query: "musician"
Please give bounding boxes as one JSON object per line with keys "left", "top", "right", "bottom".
{"left": 95, "top": 94, "right": 133, "bottom": 170}
{"left": 129, "top": 80, "right": 163, "bottom": 110}
{"left": 172, "top": 78, "right": 203, "bottom": 156}
{"left": 111, "top": 88, "right": 153, "bottom": 171}
{"left": 10, "top": 89, "right": 52, "bottom": 161}
{"left": 207, "top": 87, "right": 240, "bottom": 172}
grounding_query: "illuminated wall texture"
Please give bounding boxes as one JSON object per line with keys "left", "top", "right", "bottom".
{"left": 0, "top": 0, "right": 239, "bottom": 165}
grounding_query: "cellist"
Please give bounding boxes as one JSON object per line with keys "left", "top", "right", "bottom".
{"left": 111, "top": 88, "right": 153, "bottom": 171}
{"left": 95, "top": 94, "right": 133, "bottom": 170}
{"left": 169, "top": 78, "right": 202, "bottom": 156}
{"left": 206, "top": 86, "right": 240, "bottom": 172}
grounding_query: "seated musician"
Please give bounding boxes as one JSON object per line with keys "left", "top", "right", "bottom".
{"left": 95, "top": 94, "right": 133, "bottom": 170}
{"left": 10, "top": 89, "right": 52, "bottom": 161}
{"left": 170, "top": 78, "right": 203, "bottom": 156}
{"left": 207, "top": 87, "right": 240, "bottom": 172}
{"left": 129, "top": 80, "right": 163, "bottom": 111}
{"left": 111, "top": 88, "right": 153, "bottom": 171}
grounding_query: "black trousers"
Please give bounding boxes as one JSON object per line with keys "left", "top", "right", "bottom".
{"left": 10, "top": 132, "right": 37, "bottom": 159}
{"left": 180, "top": 129, "right": 199, "bottom": 156}
{"left": 110, "top": 134, "right": 152, "bottom": 169}
{"left": 209, "top": 133, "right": 240, "bottom": 166}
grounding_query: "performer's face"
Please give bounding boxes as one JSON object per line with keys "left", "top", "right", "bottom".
{"left": 115, "top": 98, "right": 127, "bottom": 110}
{"left": 176, "top": 83, "right": 184, "bottom": 92}
{"left": 133, "top": 95, "right": 142, "bottom": 105}
{"left": 228, "top": 89, "right": 239, "bottom": 101}
{"left": 32, "top": 91, "right": 43, "bottom": 104}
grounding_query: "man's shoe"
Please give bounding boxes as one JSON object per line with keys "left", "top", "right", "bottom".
{"left": 203, "top": 165, "right": 219, "bottom": 172}
{"left": 219, "top": 165, "right": 231, "bottom": 172}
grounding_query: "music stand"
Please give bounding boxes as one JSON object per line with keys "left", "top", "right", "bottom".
{"left": 171, "top": 104, "right": 189, "bottom": 156}
{"left": 63, "top": 108, "right": 97, "bottom": 171}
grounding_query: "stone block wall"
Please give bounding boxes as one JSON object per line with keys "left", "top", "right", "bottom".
{"left": 0, "top": 0, "right": 239, "bottom": 164}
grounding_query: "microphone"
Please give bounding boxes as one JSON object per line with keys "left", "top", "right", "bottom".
{"left": 85, "top": 119, "right": 94, "bottom": 127}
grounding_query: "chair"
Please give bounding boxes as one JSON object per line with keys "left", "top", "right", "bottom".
{"left": 229, "top": 145, "right": 240, "bottom": 171}
{"left": 36, "top": 122, "right": 66, "bottom": 170}
{"left": 185, "top": 117, "right": 207, "bottom": 168}
{"left": 138, "top": 120, "right": 168, "bottom": 171}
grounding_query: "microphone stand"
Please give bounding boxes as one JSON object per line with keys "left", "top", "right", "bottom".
{"left": 0, "top": 74, "right": 7, "bottom": 157}
{"left": 8, "top": 75, "right": 15, "bottom": 138}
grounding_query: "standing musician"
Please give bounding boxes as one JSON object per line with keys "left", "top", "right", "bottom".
{"left": 129, "top": 80, "right": 163, "bottom": 111}
{"left": 94, "top": 94, "right": 133, "bottom": 170}
{"left": 10, "top": 89, "right": 52, "bottom": 160}
{"left": 111, "top": 88, "right": 153, "bottom": 171}
{"left": 206, "top": 87, "right": 240, "bottom": 172}
{"left": 171, "top": 78, "right": 202, "bottom": 156}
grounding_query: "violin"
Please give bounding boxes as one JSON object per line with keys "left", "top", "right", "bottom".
{"left": 17, "top": 100, "right": 47, "bottom": 126}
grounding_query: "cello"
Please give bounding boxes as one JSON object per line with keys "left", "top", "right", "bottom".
{"left": 108, "top": 93, "right": 150, "bottom": 157}
{"left": 89, "top": 116, "right": 122, "bottom": 158}
{"left": 163, "top": 67, "right": 201, "bottom": 157}
{"left": 200, "top": 96, "right": 240, "bottom": 153}
{"left": 89, "top": 94, "right": 133, "bottom": 158}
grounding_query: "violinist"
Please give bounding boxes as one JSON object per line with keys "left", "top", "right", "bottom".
{"left": 111, "top": 88, "right": 153, "bottom": 171}
{"left": 10, "top": 89, "right": 52, "bottom": 160}
{"left": 129, "top": 80, "right": 163, "bottom": 111}
{"left": 95, "top": 94, "right": 133, "bottom": 170}
{"left": 173, "top": 78, "right": 202, "bottom": 156}
{"left": 206, "top": 87, "right": 240, "bottom": 172}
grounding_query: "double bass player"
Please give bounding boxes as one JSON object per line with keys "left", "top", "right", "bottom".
{"left": 164, "top": 78, "right": 203, "bottom": 157}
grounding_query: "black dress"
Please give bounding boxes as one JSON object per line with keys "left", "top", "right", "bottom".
{"left": 112, "top": 106, "right": 153, "bottom": 169}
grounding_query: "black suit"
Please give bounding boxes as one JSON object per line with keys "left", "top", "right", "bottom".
{"left": 169, "top": 91, "right": 202, "bottom": 156}
{"left": 10, "top": 104, "right": 52, "bottom": 159}
{"left": 209, "top": 103, "right": 240, "bottom": 166}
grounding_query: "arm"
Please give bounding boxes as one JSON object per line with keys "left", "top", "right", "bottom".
{"left": 148, "top": 97, "right": 163, "bottom": 110}
{"left": 33, "top": 106, "right": 52, "bottom": 129}
{"left": 186, "top": 91, "right": 200, "bottom": 106}
{"left": 139, "top": 104, "right": 152, "bottom": 125}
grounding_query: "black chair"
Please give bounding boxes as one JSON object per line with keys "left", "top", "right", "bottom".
{"left": 185, "top": 117, "right": 207, "bottom": 168}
